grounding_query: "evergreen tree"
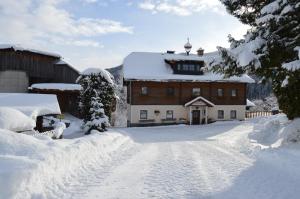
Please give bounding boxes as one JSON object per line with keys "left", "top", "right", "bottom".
{"left": 77, "top": 68, "right": 116, "bottom": 134}
{"left": 212, "top": 0, "right": 300, "bottom": 119}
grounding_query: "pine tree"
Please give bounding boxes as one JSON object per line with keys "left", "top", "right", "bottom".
{"left": 77, "top": 68, "right": 116, "bottom": 134}
{"left": 212, "top": 0, "right": 300, "bottom": 119}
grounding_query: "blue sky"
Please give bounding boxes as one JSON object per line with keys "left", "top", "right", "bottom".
{"left": 0, "top": 0, "right": 248, "bottom": 71}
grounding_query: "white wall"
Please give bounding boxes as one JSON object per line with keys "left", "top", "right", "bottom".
{"left": 208, "top": 105, "right": 246, "bottom": 121}
{"left": 129, "top": 105, "right": 246, "bottom": 124}
{"left": 130, "top": 105, "right": 188, "bottom": 124}
{"left": 0, "top": 70, "right": 29, "bottom": 93}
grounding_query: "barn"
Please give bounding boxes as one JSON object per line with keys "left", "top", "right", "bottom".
{"left": 0, "top": 44, "right": 81, "bottom": 116}
{"left": 0, "top": 44, "right": 79, "bottom": 92}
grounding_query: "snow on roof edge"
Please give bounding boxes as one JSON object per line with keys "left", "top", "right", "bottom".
{"left": 30, "top": 83, "right": 82, "bottom": 91}
{"left": 0, "top": 44, "right": 61, "bottom": 58}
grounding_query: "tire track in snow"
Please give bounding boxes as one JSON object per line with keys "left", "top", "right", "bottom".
{"left": 45, "top": 138, "right": 140, "bottom": 199}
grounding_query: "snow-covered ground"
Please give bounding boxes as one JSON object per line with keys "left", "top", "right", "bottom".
{"left": 1, "top": 115, "right": 300, "bottom": 199}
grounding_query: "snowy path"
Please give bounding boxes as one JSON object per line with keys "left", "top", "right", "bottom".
{"left": 46, "top": 122, "right": 263, "bottom": 199}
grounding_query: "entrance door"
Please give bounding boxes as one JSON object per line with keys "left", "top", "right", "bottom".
{"left": 192, "top": 110, "right": 201, "bottom": 125}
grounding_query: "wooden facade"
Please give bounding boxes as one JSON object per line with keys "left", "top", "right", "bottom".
{"left": 0, "top": 48, "right": 79, "bottom": 84}
{"left": 127, "top": 81, "right": 247, "bottom": 106}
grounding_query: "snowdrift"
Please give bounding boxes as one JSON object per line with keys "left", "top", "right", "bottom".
{"left": 249, "top": 114, "right": 300, "bottom": 148}
{"left": 0, "top": 107, "right": 35, "bottom": 131}
{"left": 0, "top": 129, "right": 131, "bottom": 199}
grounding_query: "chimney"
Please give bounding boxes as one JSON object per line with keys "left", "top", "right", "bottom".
{"left": 197, "top": 48, "right": 204, "bottom": 56}
{"left": 167, "top": 50, "right": 175, "bottom": 54}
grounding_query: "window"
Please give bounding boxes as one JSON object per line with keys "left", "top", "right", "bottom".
{"left": 217, "top": 88, "right": 224, "bottom": 97}
{"left": 166, "top": 110, "right": 173, "bottom": 119}
{"left": 141, "top": 87, "right": 148, "bottom": 95}
{"left": 218, "top": 110, "right": 224, "bottom": 119}
{"left": 140, "top": 110, "right": 147, "bottom": 120}
{"left": 192, "top": 88, "right": 201, "bottom": 96}
{"left": 230, "top": 110, "right": 237, "bottom": 119}
{"left": 188, "top": 65, "right": 195, "bottom": 71}
{"left": 183, "top": 64, "right": 189, "bottom": 71}
{"left": 166, "top": 87, "right": 175, "bottom": 96}
{"left": 177, "top": 64, "right": 181, "bottom": 71}
{"left": 231, "top": 89, "right": 237, "bottom": 97}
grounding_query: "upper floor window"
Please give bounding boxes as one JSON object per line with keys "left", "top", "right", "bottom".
{"left": 140, "top": 110, "right": 148, "bottom": 120}
{"left": 230, "top": 110, "right": 237, "bottom": 119}
{"left": 141, "top": 87, "right": 148, "bottom": 95}
{"left": 218, "top": 110, "right": 224, "bottom": 119}
{"left": 217, "top": 88, "right": 224, "bottom": 97}
{"left": 231, "top": 89, "right": 237, "bottom": 97}
{"left": 192, "top": 88, "right": 201, "bottom": 97}
{"left": 166, "top": 87, "right": 175, "bottom": 96}
{"left": 172, "top": 61, "right": 204, "bottom": 75}
{"left": 166, "top": 110, "right": 174, "bottom": 119}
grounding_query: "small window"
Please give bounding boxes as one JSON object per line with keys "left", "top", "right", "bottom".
{"left": 141, "top": 87, "right": 148, "bottom": 95}
{"left": 192, "top": 88, "right": 201, "bottom": 96}
{"left": 140, "top": 110, "right": 147, "bottom": 120}
{"left": 166, "top": 110, "right": 173, "bottom": 119}
{"left": 231, "top": 89, "right": 237, "bottom": 97}
{"left": 230, "top": 110, "right": 237, "bottom": 119}
{"left": 177, "top": 64, "right": 181, "bottom": 71}
{"left": 189, "top": 65, "right": 195, "bottom": 71}
{"left": 166, "top": 87, "right": 175, "bottom": 96}
{"left": 183, "top": 64, "right": 189, "bottom": 71}
{"left": 217, "top": 88, "right": 223, "bottom": 97}
{"left": 218, "top": 110, "right": 224, "bottom": 119}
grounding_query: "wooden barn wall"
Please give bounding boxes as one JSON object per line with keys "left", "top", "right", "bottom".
{"left": 0, "top": 50, "right": 79, "bottom": 84}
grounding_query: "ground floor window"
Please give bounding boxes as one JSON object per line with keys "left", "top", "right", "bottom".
{"left": 218, "top": 110, "right": 224, "bottom": 119}
{"left": 140, "top": 110, "right": 148, "bottom": 120}
{"left": 166, "top": 110, "right": 174, "bottom": 119}
{"left": 230, "top": 110, "right": 237, "bottom": 119}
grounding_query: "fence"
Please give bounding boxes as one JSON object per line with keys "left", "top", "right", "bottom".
{"left": 245, "top": 111, "right": 273, "bottom": 118}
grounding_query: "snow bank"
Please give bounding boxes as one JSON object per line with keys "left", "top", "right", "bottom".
{"left": 0, "top": 107, "right": 35, "bottom": 131}
{"left": 0, "top": 128, "right": 131, "bottom": 199}
{"left": 249, "top": 114, "right": 300, "bottom": 148}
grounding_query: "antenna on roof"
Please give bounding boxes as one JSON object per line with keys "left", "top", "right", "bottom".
{"left": 184, "top": 38, "right": 192, "bottom": 56}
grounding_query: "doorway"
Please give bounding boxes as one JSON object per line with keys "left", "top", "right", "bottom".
{"left": 192, "top": 110, "right": 201, "bottom": 125}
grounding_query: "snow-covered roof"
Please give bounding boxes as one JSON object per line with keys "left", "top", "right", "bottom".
{"left": 81, "top": 68, "right": 114, "bottom": 84}
{"left": 246, "top": 99, "right": 256, "bottom": 107}
{"left": 0, "top": 44, "right": 61, "bottom": 58}
{"left": 0, "top": 93, "right": 61, "bottom": 119}
{"left": 123, "top": 52, "right": 254, "bottom": 83}
{"left": 30, "top": 83, "right": 82, "bottom": 91}
{"left": 184, "top": 96, "right": 215, "bottom": 107}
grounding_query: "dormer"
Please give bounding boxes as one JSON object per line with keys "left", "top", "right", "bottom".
{"left": 165, "top": 59, "right": 205, "bottom": 75}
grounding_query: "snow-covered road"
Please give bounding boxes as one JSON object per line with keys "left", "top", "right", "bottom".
{"left": 2, "top": 120, "right": 300, "bottom": 199}
{"left": 48, "top": 122, "right": 260, "bottom": 199}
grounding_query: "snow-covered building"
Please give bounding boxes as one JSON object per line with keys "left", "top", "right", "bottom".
{"left": 0, "top": 44, "right": 79, "bottom": 93}
{"left": 123, "top": 41, "right": 254, "bottom": 126}
{"left": 0, "top": 44, "right": 81, "bottom": 115}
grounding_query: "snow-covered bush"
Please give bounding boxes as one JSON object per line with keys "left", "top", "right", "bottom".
{"left": 212, "top": 0, "right": 300, "bottom": 119}
{"left": 0, "top": 107, "right": 35, "bottom": 132}
{"left": 77, "top": 68, "right": 116, "bottom": 134}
